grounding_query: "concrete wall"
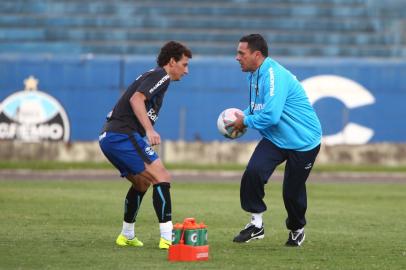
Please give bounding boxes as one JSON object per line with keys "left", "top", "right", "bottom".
{"left": 2, "top": 141, "right": 406, "bottom": 166}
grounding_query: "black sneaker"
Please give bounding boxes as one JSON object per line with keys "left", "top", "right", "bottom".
{"left": 285, "top": 228, "right": 305, "bottom": 246}
{"left": 233, "top": 223, "right": 264, "bottom": 243}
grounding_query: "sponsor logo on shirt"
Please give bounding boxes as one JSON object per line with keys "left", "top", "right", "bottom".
{"left": 269, "top": 68, "right": 275, "bottom": 96}
{"left": 148, "top": 75, "right": 170, "bottom": 94}
{"left": 250, "top": 102, "right": 265, "bottom": 111}
{"left": 147, "top": 108, "right": 158, "bottom": 122}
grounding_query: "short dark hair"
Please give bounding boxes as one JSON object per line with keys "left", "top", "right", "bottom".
{"left": 157, "top": 41, "right": 192, "bottom": 67}
{"left": 239, "top": 34, "right": 268, "bottom": 57}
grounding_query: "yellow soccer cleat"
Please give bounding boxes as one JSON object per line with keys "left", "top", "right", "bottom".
{"left": 115, "top": 234, "right": 144, "bottom": 247}
{"left": 158, "top": 237, "right": 171, "bottom": 250}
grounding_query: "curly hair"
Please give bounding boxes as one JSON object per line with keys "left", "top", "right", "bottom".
{"left": 157, "top": 41, "right": 192, "bottom": 67}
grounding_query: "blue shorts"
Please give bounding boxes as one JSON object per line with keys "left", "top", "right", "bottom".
{"left": 99, "top": 131, "right": 159, "bottom": 177}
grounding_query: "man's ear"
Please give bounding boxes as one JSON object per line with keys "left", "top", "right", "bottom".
{"left": 255, "top": 51, "right": 262, "bottom": 60}
{"left": 169, "top": 57, "right": 176, "bottom": 66}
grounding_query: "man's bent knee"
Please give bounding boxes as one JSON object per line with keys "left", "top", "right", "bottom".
{"left": 145, "top": 159, "right": 172, "bottom": 183}
{"left": 126, "top": 174, "right": 151, "bottom": 192}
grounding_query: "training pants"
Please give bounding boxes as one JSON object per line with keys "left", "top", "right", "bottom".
{"left": 240, "top": 138, "right": 320, "bottom": 231}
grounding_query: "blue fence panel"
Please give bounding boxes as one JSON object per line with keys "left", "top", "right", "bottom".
{"left": 1, "top": 55, "right": 405, "bottom": 143}
{"left": 0, "top": 55, "right": 122, "bottom": 141}
{"left": 283, "top": 59, "right": 406, "bottom": 142}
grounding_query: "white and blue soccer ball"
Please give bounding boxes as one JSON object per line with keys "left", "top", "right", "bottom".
{"left": 217, "top": 108, "right": 247, "bottom": 139}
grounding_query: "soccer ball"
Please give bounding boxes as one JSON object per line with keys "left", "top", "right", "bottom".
{"left": 217, "top": 108, "right": 247, "bottom": 139}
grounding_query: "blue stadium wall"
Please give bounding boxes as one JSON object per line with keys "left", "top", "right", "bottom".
{"left": 0, "top": 55, "right": 405, "bottom": 143}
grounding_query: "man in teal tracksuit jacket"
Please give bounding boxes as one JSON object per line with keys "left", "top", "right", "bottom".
{"left": 229, "top": 34, "right": 322, "bottom": 247}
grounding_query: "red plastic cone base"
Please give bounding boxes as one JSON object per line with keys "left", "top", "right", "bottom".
{"left": 168, "top": 244, "right": 209, "bottom": 262}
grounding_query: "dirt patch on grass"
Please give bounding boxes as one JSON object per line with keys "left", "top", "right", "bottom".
{"left": 0, "top": 169, "right": 405, "bottom": 183}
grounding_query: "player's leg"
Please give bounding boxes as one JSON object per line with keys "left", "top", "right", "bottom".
{"left": 125, "top": 133, "right": 173, "bottom": 249}
{"left": 101, "top": 132, "right": 173, "bottom": 249}
{"left": 116, "top": 173, "right": 152, "bottom": 247}
{"left": 99, "top": 132, "right": 154, "bottom": 247}
{"left": 144, "top": 159, "right": 173, "bottom": 249}
{"left": 122, "top": 133, "right": 173, "bottom": 249}
{"left": 233, "top": 138, "right": 286, "bottom": 243}
{"left": 283, "top": 144, "right": 320, "bottom": 246}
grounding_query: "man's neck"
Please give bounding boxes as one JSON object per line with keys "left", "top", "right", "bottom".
{"left": 254, "top": 57, "right": 266, "bottom": 72}
{"left": 163, "top": 65, "right": 173, "bottom": 80}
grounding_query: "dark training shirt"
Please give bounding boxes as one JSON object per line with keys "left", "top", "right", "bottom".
{"left": 102, "top": 67, "right": 170, "bottom": 137}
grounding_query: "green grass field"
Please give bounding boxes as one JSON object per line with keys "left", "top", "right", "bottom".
{"left": 0, "top": 179, "right": 405, "bottom": 270}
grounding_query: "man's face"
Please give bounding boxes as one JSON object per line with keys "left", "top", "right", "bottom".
{"left": 168, "top": 55, "right": 190, "bottom": 81}
{"left": 236, "top": 42, "right": 257, "bottom": 72}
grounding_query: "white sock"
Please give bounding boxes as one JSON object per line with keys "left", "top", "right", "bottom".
{"left": 121, "top": 221, "right": 135, "bottom": 239}
{"left": 159, "top": 221, "right": 173, "bottom": 241}
{"left": 251, "top": 213, "right": 263, "bottom": 228}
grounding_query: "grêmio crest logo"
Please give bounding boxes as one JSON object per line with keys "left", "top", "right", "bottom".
{"left": 0, "top": 76, "right": 70, "bottom": 142}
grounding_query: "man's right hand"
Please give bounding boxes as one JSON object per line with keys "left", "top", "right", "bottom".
{"left": 146, "top": 129, "right": 161, "bottom": 146}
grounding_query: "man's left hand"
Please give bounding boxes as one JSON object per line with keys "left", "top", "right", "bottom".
{"left": 226, "top": 112, "right": 246, "bottom": 132}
